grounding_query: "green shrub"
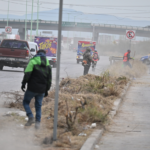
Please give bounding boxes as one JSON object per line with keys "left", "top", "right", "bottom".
{"left": 78, "top": 103, "right": 106, "bottom": 123}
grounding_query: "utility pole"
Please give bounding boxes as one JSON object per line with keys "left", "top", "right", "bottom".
{"left": 67, "top": 13, "right": 70, "bottom": 49}
{"left": 80, "top": 19, "right": 82, "bottom": 37}
{"left": 7, "top": 0, "right": 10, "bottom": 26}
{"left": 53, "top": 0, "right": 63, "bottom": 141}
{"left": 25, "top": 0, "right": 27, "bottom": 40}
{"left": 30, "top": 0, "right": 34, "bottom": 41}
{"left": 74, "top": 16, "right": 76, "bottom": 37}
{"left": 92, "top": 23, "right": 95, "bottom": 41}
{"left": 36, "top": 0, "right": 39, "bottom": 36}
{"left": 74, "top": 16, "right": 76, "bottom": 23}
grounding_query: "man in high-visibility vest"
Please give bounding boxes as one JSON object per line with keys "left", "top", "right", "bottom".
{"left": 123, "top": 50, "right": 133, "bottom": 68}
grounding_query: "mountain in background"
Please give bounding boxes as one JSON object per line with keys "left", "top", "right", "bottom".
{"left": 0, "top": 8, "right": 150, "bottom": 27}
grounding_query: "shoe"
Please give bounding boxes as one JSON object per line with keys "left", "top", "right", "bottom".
{"left": 35, "top": 121, "right": 40, "bottom": 129}
{"left": 25, "top": 117, "right": 35, "bottom": 126}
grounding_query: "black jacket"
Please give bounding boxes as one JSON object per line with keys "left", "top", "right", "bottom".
{"left": 83, "top": 50, "right": 93, "bottom": 65}
{"left": 22, "top": 53, "right": 52, "bottom": 93}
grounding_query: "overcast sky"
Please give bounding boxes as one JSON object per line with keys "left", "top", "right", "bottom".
{"left": 0, "top": 0, "right": 150, "bottom": 40}
{"left": 0, "top": 0, "right": 150, "bottom": 21}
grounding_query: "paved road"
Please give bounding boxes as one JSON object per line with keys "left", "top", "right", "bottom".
{"left": 96, "top": 75, "right": 150, "bottom": 150}
{"left": 0, "top": 50, "right": 109, "bottom": 92}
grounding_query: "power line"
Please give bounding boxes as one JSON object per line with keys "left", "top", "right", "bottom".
{"left": 5, "top": 0, "right": 150, "bottom": 7}
{"left": 0, "top": 0, "right": 87, "bottom": 15}
{"left": 0, "top": 0, "right": 68, "bottom": 11}
{"left": 0, "top": 0, "right": 52, "bottom": 9}
{"left": 1, "top": 7, "right": 150, "bottom": 16}
{"left": 37, "top": 1, "right": 150, "bottom": 7}
{"left": 1, "top": 0, "right": 150, "bottom": 12}
{"left": 0, "top": 9, "right": 81, "bottom": 14}
{"left": 0, "top": 0, "right": 81, "bottom": 13}
{"left": 1, "top": 0, "right": 150, "bottom": 21}
{"left": 1, "top": 0, "right": 150, "bottom": 17}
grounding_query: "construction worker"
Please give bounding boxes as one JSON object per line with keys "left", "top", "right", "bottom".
{"left": 21, "top": 49, "right": 52, "bottom": 129}
{"left": 92, "top": 49, "right": 99, "bottom": 70}
{"left": 82, "top": 47, "right": 94, "bottom": 75}
{"left": 123, "top": 49, "right": 133, "bottom": 68}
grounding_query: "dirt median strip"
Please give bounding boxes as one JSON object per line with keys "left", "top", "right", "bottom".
{"left": 80, "top": 81, "right": 131, "bottom": 150}
{"left": 2, "top": 73, "right": 131, "bottom": 150}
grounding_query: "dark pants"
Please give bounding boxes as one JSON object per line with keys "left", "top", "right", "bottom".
{"left": 23, "top": 90, "right": 45, "bottom": 122}
{"left": 84, "top": 65, "right": 90, "bottom": 75}
{"left": 123, "top": 61, "right": 132, "bottom": 68}
{"left": 92, "top": 61, "right": 97, "bottom": 68}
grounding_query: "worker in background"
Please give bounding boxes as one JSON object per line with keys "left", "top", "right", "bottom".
{"left": 82, "top": 47, "right": 94, "bottom": 75}
{"left": 92, "top": 49, "right": 99, "bottom": 70}
{"left": 21, "top": 49, "right": 52, "bottom": 129}
{"left": 123, "top": 49, "right": 133, "bottom": 68}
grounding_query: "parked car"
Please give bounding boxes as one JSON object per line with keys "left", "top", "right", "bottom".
{"left": 140, "top": 54, "right": 150, "bottom": 65}
{"left": 0, "top": 39, "right": 32, "bottom": 71}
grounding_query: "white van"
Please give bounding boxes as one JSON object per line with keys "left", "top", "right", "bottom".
{"left": 28, "top": 42, "right": 39, "bottom": 56}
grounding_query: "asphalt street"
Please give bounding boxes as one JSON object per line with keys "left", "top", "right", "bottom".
{"left": 0, "top": 50, "right": 110, "bottom": 92}
{"left": 96, "top": 75, "right": 150, "bottom": 150}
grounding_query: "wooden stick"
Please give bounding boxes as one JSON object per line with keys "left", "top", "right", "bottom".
{"left": 132, "top": 51, "right": 136, "bottom": 67}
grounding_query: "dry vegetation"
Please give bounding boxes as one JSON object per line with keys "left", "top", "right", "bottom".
{"left": 3, "top": 72, "right": 129, "bottom": 149}
{"left": 108, "top": 60, "right": 147, "bottom": 78}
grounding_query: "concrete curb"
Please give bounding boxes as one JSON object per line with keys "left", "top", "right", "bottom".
{"left": 80, "top": 129, "right": 104, "bottom": 150}
{"left": 80, "top": 81, "right": 131, "bottom": 150}
{"left": 108, "top": 81, "right": 131, "bottom": 119}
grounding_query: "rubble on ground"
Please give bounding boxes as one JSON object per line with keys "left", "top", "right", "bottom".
{"left": 5, "top": 110, "right": 26, "bottom": 117}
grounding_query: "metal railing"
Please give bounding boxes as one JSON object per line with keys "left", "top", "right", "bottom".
{"left": 0, "top": 18, "right": 150, "bottom": 31}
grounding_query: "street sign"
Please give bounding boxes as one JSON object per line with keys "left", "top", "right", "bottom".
{"left": 5, "top": 26, "right": 12, "bottom": 34}
{"left": 126, "top": 30, "right": 136, "bottom": 40}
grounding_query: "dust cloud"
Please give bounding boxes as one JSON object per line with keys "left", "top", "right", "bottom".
{"left": 0, "top": 117, "right": 42, "bottom": 150}
{"left": 0, "top": 95, "right": 42, "bottom": 150}
{"left": 97, "top": 40, "right": 150, "bottom": 58}
{"left": 107, "top": 60, "right": 147, "bottom": 78}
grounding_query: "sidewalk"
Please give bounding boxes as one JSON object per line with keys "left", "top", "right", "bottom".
{"left": 96, "top": 75, "right": 150, "bottom": 150}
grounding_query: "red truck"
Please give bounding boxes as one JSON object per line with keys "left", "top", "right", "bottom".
{"left": 0, "top": 39, "right": 32, "bottom": 71}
